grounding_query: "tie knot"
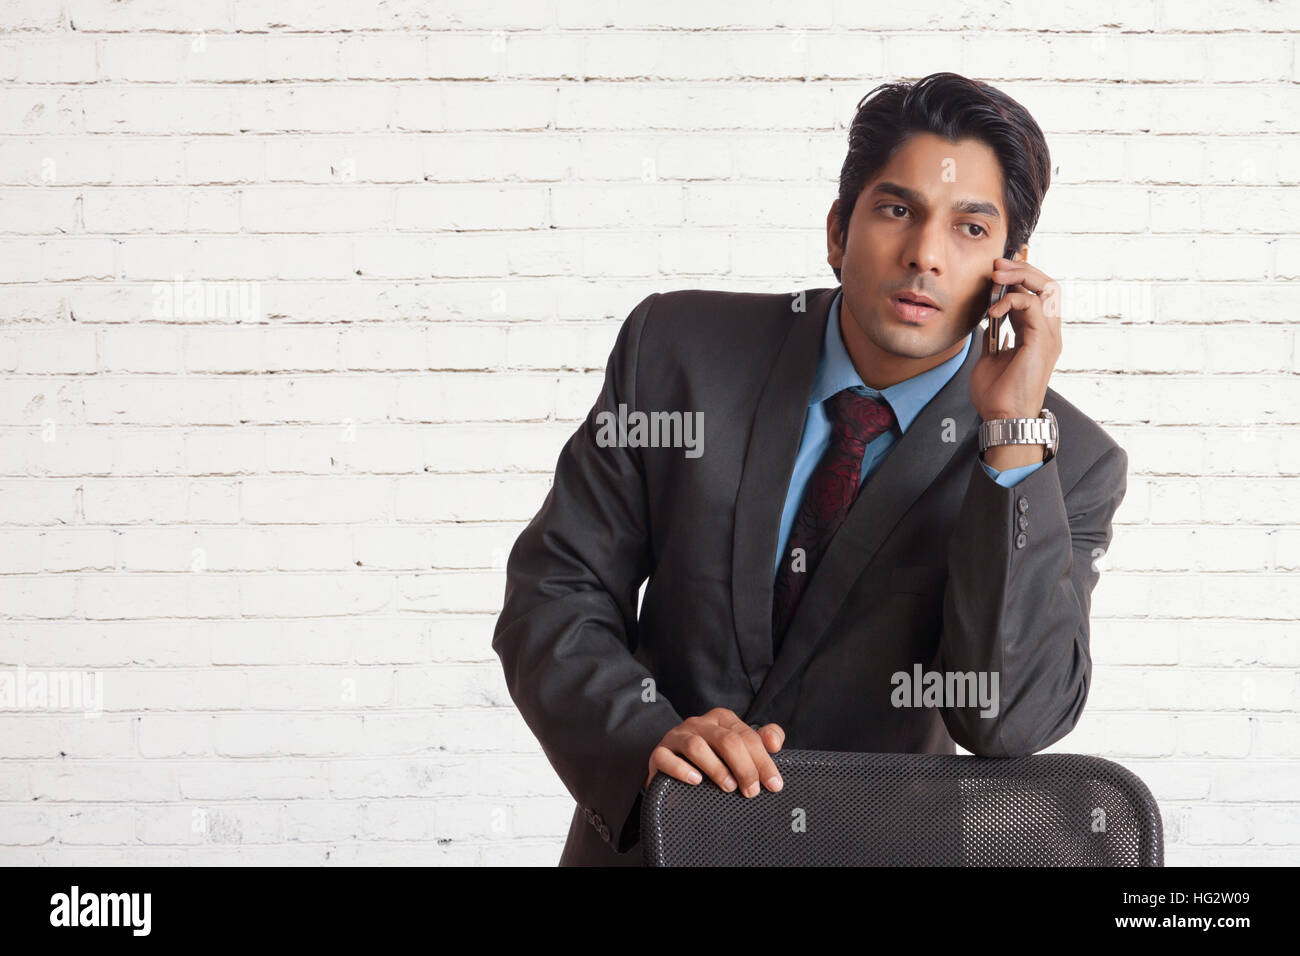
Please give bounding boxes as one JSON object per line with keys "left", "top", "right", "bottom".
{"left": 825, "top": 388, "right": 896, "bottom": 446}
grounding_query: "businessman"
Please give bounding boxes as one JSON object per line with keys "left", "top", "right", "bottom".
{"left": 492, "top": 72, "right": 1128, "bottom": 866}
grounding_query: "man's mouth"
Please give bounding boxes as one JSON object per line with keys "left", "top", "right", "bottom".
{"left": 890, "top": 293, "right": 940, "bottom": 322}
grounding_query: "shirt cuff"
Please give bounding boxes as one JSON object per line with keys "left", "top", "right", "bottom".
{"left": 980, "top": 458, "right": 1045, "bottom": 487}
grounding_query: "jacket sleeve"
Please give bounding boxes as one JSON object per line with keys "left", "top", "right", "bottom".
{"left": 934, "top": 443, "right": 1128, "bottom": 757}
{"left": 491, "top": 292, "right": 685, "bottom": 854}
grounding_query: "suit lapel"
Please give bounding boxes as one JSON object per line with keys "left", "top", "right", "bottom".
{"left": 735, "top": 297, "right": 985, "bottom": 718}
{"left": 730, "top": 287, "right": 834, "bottom": 695}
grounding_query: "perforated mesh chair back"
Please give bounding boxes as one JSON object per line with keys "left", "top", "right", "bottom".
{"left": 641, "top": 750, "right": 1163, "bottom": 866}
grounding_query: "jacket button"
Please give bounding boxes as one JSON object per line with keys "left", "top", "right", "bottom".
{"left": 1017, "top": 496, "right": 1029, "bottom": 514}
{"left": 1017, "top": 513, "right": 1029, "bottom": 531}
{"left": 1015, "top": 532, "right": 1027, "bottom": 549}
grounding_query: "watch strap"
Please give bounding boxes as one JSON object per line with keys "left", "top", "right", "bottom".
{"left": 979, "top": 408, "right": 1058, "bottom": 462}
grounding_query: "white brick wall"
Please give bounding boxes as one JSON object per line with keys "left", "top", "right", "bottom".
{"left": 1, "top": 1, "right": 1297, "bottom": 866}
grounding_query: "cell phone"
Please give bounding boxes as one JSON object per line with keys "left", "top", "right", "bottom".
{"left": 984, "top": 281, "right": 1009, "bottom": 354}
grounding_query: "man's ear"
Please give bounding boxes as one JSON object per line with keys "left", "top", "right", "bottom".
{"left": 827, "top": 200, "right": 844, "bottom": 248}
{"left": 826, "top": 199, "right": 845, "bottom": 270}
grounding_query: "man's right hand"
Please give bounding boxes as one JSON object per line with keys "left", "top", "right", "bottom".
{"left": 644, "top": 708, "right": 785, "bottom": 797}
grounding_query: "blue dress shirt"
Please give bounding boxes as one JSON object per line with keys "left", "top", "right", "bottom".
{"left": 773, "top": 290, "right": 1043, "bottom": 575}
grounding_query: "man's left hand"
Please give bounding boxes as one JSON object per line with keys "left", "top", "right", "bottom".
{"left": 969, "top": 256, "right": 1063, "bottom": 424}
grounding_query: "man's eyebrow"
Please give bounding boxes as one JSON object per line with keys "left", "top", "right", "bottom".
{"left": 870, "top": 181, "right": 1001, "bottom": 220}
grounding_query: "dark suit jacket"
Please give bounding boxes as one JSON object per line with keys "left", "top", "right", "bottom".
{"left": 491, "top": 286, "right": 1128, "bottom": 866}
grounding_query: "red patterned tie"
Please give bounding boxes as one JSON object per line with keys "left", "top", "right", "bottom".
{"left": 771, "top": 388, "right": 897, "bottom": 654}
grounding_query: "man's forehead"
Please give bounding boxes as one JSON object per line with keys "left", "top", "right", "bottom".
{"left": 871, "top": 134, "right": 1005, "bottom": 204}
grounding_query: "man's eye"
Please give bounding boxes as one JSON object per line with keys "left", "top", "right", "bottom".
{"left": 881, "top": 205, "right": 908, "bottom": 218}
{"left": 963, "top": 223, "right": 987, "bottom": 238}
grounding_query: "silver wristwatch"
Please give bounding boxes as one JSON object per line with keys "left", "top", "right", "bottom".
{"left": 979, "top": 407, "right": 1058, "bottom": 463}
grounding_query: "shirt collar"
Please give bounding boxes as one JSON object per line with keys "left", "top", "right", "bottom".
{"left": 810, "top": 288, "right": 972, "bottom": 434}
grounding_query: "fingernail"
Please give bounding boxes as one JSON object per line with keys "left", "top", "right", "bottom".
{"left": 723, "top": 775, "right": 737, "bottom": 791}
{"left": 687, "top": 770, "right": 701, "bottom": 783}
{"left": 744, "top": 781, "right": 759, "bottom": 797}
{"left": 766, "top": 775, "right": 783, "bottom": 791}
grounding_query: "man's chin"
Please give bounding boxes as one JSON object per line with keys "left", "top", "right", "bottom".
{"left": 872, "top": 326, "right": 951, "bottom": 360}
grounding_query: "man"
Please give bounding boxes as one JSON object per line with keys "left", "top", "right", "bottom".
{"left": 492, "top": 72, "right": 1128, "bottom": 866}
